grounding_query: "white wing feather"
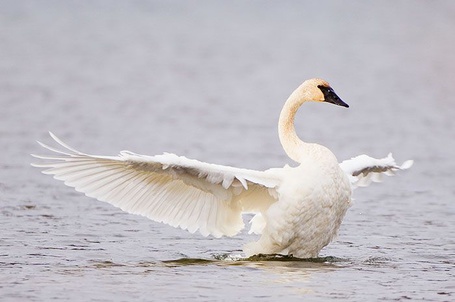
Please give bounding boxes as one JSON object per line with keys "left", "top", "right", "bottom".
{"left": 340, "top": 153, "right": 413, "bottom": 188}
{"left": 32, "top": 133, "right": 280, "bottom": 238}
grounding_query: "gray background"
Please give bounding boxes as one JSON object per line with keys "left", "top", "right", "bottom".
{"left": 1, "top": 1, "right": 454, "bottom": 301}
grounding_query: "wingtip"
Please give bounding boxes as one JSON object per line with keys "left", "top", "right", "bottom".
{"left": 48, "top": 131, "right": 58, "bottom": 141}
{"left": 400, "top": 160, "right": 414, "bottom": 170}
{"left": 36, "top": 140, "right": 48, "bottom": 149}
{"left": 47, "top": 131, "right": 83, "bottom": 154}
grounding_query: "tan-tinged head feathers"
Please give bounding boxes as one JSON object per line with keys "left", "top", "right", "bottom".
{"left": 279, "top": 78, "right": 348, "bottom": 162}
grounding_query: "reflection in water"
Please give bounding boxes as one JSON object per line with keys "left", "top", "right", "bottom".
{"left": 231, "top": 256, "right": 342, "bottom": 295}
{"left": 88, "top": 254, "right": 346, "bottom": 296}
{"left": 88, "top": 254, "right": 345, "bottom": 269}
{"left": 83, "top": 254, "right": 400, "bottom": 297}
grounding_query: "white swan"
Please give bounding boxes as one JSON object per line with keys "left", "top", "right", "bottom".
{"left": 32, "top": 78, "right": 412, "bottom": 258}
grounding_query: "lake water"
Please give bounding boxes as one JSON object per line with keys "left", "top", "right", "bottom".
{"left": 1, "top": 1, "right": 454, "bottom": 301}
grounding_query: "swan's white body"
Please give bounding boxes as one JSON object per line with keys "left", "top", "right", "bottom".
{"left": 32, "top": 78, "right": 412, "bottom": 258}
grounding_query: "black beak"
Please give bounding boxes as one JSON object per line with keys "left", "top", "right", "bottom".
{"left": 318, "top": 85, "right": 349, "bottom": 108}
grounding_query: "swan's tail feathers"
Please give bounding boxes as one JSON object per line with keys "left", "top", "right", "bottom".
{"left": 340, "top": 153, "right": 413, "bottom": 188}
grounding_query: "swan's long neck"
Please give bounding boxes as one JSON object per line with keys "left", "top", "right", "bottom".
{"left": 278, "top": 89, "right": 310, "bottom": 163}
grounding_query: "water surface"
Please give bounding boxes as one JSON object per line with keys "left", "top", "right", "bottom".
{"left": 1, "top": 1, "right": 454, "bottom": 301}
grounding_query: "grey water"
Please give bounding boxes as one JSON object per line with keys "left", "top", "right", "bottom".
{"left": 1, "top": 1, "right": 454, "bottom": 301}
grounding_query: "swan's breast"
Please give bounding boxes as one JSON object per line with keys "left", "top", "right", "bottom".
{"left": 279, "top": 156, "right": 350, "bottom": 204}
{"left": 264, "top": 146, "right": 351, "bottom": 257}
{"left": 283, "top": 144, "right": 351, "bottom": 199}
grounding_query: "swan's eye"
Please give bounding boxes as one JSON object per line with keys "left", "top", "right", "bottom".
{"left": 317, "top": 85, "right": 333, "bottom": 98}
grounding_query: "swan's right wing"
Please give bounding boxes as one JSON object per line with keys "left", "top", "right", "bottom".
{"left": 340, "top": 153, "right": 413, "bottom": 188}
{"left": 32, "top": 133, "right": 281, "bottom": 238}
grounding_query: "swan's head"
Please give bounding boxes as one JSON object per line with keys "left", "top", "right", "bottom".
{"left": 300, "top": 78, "right": 349, "bottom": 108}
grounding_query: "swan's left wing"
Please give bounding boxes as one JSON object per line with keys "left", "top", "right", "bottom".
{"left": 31, "top": 133, "right": 280, "bottom": 238}
{"left": 339, "top": 153, "right": 413, "bottom": 188}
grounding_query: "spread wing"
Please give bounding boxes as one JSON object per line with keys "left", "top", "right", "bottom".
{"left": 32, "top": 133, "right": 280, "bottom": 238}
{"left": 339, "top": 153, "right": 413, "bottom": 188}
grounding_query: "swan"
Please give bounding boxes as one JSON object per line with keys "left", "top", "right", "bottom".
{"left": 32, "top": 78, "right": 412, "bottom": 258}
